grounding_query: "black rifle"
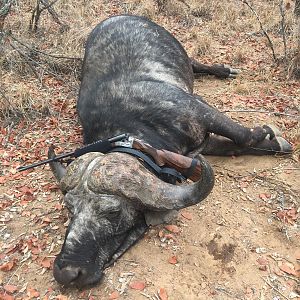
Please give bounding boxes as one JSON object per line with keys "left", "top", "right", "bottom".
{"left": 17, "top": 133, "right": 129, "bottom": 172}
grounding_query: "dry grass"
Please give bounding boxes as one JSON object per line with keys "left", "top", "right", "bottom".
{"left": 0, "top": 0, "right": 299, "bottom": 124}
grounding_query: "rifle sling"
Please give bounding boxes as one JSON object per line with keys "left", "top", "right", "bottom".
{"left": 109, "top": 147, "right": 186, "bottom": 184}
{"left": 184, "top": 158, "right": 198, "bottom": 179}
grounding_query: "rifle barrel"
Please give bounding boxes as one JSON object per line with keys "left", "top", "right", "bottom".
{"left": 17, "top": 133, "right": 129, "bottom": 172}
{"left": 108, "top": 133, "right": 129, "bottom": 143}
{"left": 16, "top": 151, "right": 74, "bottom": 172}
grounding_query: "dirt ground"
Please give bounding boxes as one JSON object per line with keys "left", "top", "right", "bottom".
{"left": 1, "top": 1, "right": 300, "bottom": 299}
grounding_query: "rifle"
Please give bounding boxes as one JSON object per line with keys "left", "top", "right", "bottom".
{"left": 114, "top": 137, "right": 202, "bottom": 182}
{"left": 17, "top": 133, "right": 129, "bottom": 172}
{"left": 17, "top": 134, "right": 202, "bottom": 182}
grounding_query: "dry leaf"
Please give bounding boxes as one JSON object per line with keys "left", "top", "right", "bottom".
{"left": 159, "top": 288, "right": 168, "bottom": 300}
{"left": 164, "top": 233, "right": 176, "bottom": 241}
{"left": 168, "top": 255, "right": 178, "bottom": 264}
{"left": 158, "top": 230, "right": 164, "bottom": 238}
{"left": 164, "top": 225, "right": 180, "bottom": 234}
{"left": 274, "top": 268, "right": 285, "bottom": 276}
{"left": 257, "top": 257, "right": 268, "bottom": 266}
{"left": 40, "top": 257, "right": 52, "bottom": 269}
{"left": 79, "top": 291, "right": 87, "bottom": 298}
{"left": 54, "top": 203, "right": 63, "bottom": 210}
{"left": 279, "top": 262, "right": 297, "bottom": 276}
{"left": 0, "top": 261, "right": 15, "bottom": 271}
{"left": 181, "top": 211, "right": 193, "bottom": 220}
{"left": 56, "top": 295, "right": 68, "bottom": 300}
{"left": 109, "top": 290, "right": 120, "bottom": 299}
{"left": 42, "top": 217, "right": 51, "bottom": 223}
{"left": 129, "top": 281, "right": 146, "bottom": 291}
{"left": 27, "top": 287, "right": 40, "bottom": 298}
{"left": 0, "top": 293, "right": 15, "bottom": 300}
{"left": 3, "top": 284, "right": 18, "bottom": 294}
{"left": 259, "top": 193, "right": 270, "bottom": 201}
{"left": 276, "top": 208, "right": 298, "bottom": 224}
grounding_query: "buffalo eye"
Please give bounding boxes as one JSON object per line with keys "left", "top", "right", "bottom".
{"left": 105, "top": 209, "right": 120, "bottom": 219}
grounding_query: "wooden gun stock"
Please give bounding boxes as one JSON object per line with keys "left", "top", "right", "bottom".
{"left": 132, "top": 140, "right": 201, "bottom": 182}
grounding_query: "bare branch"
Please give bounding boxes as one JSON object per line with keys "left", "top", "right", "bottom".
{"left": 0, "top": 0, "right": 15, "bottom": 31}
{"left": 29, "top": 0, "right": 40, "bottom": 32}
{"left": 222, "top": 109, "right": 300, "bottom": 119}
{"left": 240, "top": 0, "right": 277, "bottom": 62}
{"left": 9, "top": 41, "right": 41, "bottom": 81}
{"left": 9, "top": 39, "right": 66, "bottom": 82}
{"left": 9, "top": 33, "right": 82, "bottom": 61}
{"left": 29, "top": 0, "right": 65, "bottom": 32}
{"left": 40, "top": 0, "right": 64, "bottom": 26}
{"left": 279, "top": 0, "right": 288, "bottom": 62}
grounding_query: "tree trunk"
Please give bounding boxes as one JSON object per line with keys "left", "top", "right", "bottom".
{"left": 295, "top": 0, "right": 300, "bottom": 17}
{"left": 291, "top": 0, "right": 300, "bottom": 78}
{"left": 0, "top": 0, "right": 13, "bottom": 31}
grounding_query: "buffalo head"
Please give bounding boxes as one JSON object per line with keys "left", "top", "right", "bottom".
{"left": 48, "top": 148, "right": 214, "bottom": 287}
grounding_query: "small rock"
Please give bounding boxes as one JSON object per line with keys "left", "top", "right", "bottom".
{"left": 259, "top": 265, "right": 267, "bottom": 271}
{"left": 255, "top": 247, "right": 267, "bottom": 254}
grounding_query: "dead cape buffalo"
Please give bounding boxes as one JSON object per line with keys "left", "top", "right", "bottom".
{"left": 48, "top": 15, "right": 292, "bottom": 288}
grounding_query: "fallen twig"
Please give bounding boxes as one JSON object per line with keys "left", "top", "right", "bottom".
{"left": 9, "top": 33, "right": 82, "bottom": 61}
{"left": 261, "top": 276, "right": 289, "bottom": 300}
{"left": 222, "top": 108, "right": 300, "bottom": 119}
{"left": 40, "top": 0, "right": 63, "bottom": 26}
{"left": 2, "top": 121, "right": 14, "bottom": 147}
{"left": 140, "top": 292, "right": 152, "bottom": 299}
{"left": 9, "top": 41, "right": 41, "bottom": 81}
{"left": 9, "top": 39, "right": 67, "bottom": 82}
{"left": 281, "top": 273, "right": 300, "bottom": 283}
{"left": 5, "top": 261, "right": 25, "bottom": 285}
{"left": 214, "top": 285, "right": 242, "bottom": 299}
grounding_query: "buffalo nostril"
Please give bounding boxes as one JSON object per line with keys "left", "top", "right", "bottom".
{"left": 53, "top": 263, "right": 81, "bottom": 286}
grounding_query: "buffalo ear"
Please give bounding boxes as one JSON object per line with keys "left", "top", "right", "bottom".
{"left": 48, "top": 145, "right": 66, "bottom": 182}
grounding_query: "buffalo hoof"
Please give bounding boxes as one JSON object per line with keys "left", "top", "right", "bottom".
{"left": 264, "top": 124, "right": 282, "bottom": 138}
{"left": 262, "top": 125, "right": 292, "bottom": 153}
{"left": 275, "top": 136, "right": 293, "bottom": 153}
{"left": 213, "top": 64, "right": 240, "bottom": 79}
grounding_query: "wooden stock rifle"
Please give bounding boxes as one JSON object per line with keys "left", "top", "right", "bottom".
{"left": 17, "top": 134, "right": 202, "bottom": 182}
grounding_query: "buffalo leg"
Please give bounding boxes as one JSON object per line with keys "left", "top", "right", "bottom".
{"left": 191, "top": 58, "right": 239, "bottom": 79}
{"left": 194, "top": 96, "right": 277, "bottom": 147}
{"left": 105, "top": 219, "right": 148, "bottom": 268}
{"left": 201, "top": 134, "right": 292, "bottom": 156}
